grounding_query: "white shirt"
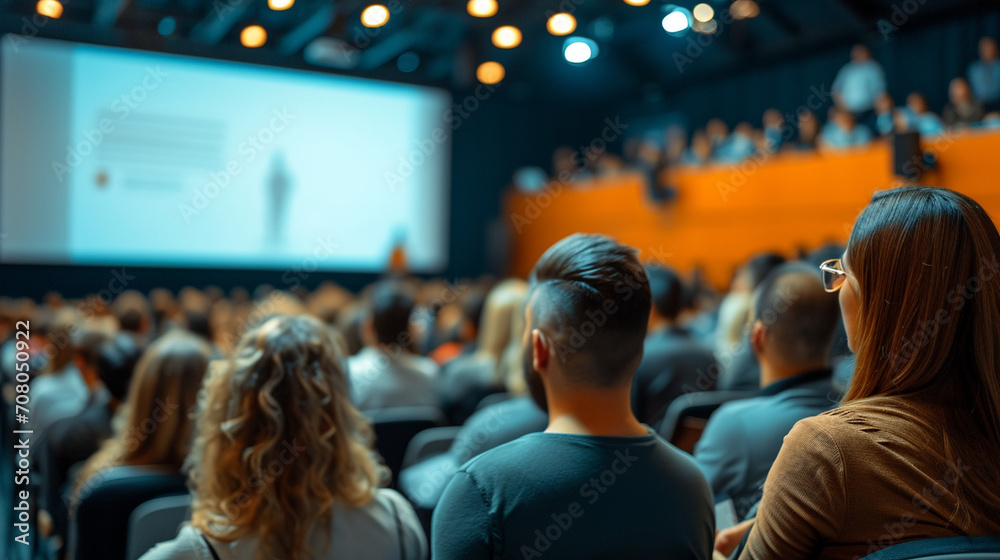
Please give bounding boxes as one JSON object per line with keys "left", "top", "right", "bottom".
{"left": 347, "top": 347, "right": 440, "bottom": 411}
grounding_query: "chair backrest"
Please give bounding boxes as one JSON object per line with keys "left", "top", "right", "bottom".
{"left": 657, "top": 390, "right": 757, "bottom": 453}
{"left": 70, "top": 466, "right": 187, "bottom": 560}
{"left": 367, "top": 406, "right": 446, "bottom": 488}
{"left": 401, "top": 426, "right": 462, "bottom": 471}
{"left": 126, "top": 493, "right": 193, "bottom": 560}
{"left": 860, "top": 536, "right": 1000, "bottom": 559}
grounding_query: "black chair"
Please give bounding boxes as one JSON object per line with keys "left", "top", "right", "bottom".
{"left": 400, "top": 426, "right": 462, "bottom": 471}
{"left": 69, "top": 466, "right": 187, "bottom": 560}
{"left": 657, "top": 390, "right": 757, "bottom": 454}
{"left": 367, "top": 406, "right": 447, "bottom": 488}
{"left": 859, "top": 536, "right": 1000, "bottom": 559}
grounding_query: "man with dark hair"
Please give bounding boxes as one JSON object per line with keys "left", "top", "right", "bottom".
{"left": 348, "top": 280, "right": 440, "bottom": 411}
{"left": 631, "top": 266, "right": 717, "bottom": 425}
{"left": 432, "top": 234, "right": 714, "bottom": 560}
{"left": 694, "top": 263, "right": 840, "bottom": 519}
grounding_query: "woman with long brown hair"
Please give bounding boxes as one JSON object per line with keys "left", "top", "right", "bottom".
{"left": 71, "top": 329, "right": 211, "bottom": 510}
{"left": 740, "top": 186, "right": 1000, "bottom": 559}
{"left": 142, "top": 314, "right": 426, "bottom": 560}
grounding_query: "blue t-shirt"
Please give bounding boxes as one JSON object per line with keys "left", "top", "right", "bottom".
{"left": 432, "top": 429, "right": 715, "bottom": 560}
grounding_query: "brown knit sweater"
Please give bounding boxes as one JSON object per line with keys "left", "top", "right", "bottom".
{"left": 740, "top": 397, "right": 1000, "bottom": 560}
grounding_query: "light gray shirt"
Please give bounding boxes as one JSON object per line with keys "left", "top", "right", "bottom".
{"left": 139, "top": 488, "right": 427, "bottom": 560}
{"left": 348, "top": 347, "right": 440, "bottom": 411}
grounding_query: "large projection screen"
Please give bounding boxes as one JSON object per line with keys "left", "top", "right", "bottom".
{"left": 1, "top": 36, "right": 450, "bottom": 272}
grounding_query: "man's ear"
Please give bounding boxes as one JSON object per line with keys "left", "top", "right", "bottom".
{"left": 750, "top": 320, "right": 765, "bottom": 356}
{"left": 532, "top": 328, "right": 550, "bottom": 375}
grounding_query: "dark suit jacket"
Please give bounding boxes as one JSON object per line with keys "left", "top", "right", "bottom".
{"left": 631, "top": 327, "right": 718, "bottom": 425}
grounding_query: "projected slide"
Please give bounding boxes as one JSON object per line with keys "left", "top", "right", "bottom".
{"left": 0, "top": 37, "right": 450, "bottom": 271}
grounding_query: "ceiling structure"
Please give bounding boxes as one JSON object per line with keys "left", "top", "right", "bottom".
{"left": 0, "top": 0, "right": 994, "bottom": 105}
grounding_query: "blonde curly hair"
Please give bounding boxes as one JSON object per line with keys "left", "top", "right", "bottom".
{"left": 187, "top": 314, "right": 382, "bottom": 560}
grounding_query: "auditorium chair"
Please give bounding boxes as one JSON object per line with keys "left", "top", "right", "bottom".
{"left": 400, "top": 426, "right": 462, "bottom": 471}
{"left": 367, "top": 406, "right": 447, "bottom": 488}
{"left": 657, "top": 390, "right": 757, "bottom": 453}
{"left": 126, "top": 494, "right": 192, "bottom": 560}
{"left": 474, "top": 391, "right": 514, "bottom": 412}
{"left": 859, "top": 536, "right": 1000, "bottom": 559}
{"left": 69, "top": 466, "right": 187, "bottom": 560}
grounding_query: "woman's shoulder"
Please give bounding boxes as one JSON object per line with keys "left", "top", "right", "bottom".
{"left": 138, "top": 525, "right": 213, "bottom": 560}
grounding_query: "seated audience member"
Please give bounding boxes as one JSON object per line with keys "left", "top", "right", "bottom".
{"left": 740, "top": 187, "right": 1000, "bottom": 559}
{"left": 832, "top": 44, "right": 886, "bottom": 128}
{"left": 819, "top": 108, "right": 873, "bottom": 149}
{"left": 141, "top": 315, "right": 426, "bottom": 560}
{"left": 111, "top": 289, "right": 154, "bottom": 348}
{"left": 432, "top": 234, "right": 714, "bottom": 560}
{"left": 715, "top": 253, "right": 785, "bottom": 391}
{"left": 437, "top": 280, "right": 528, "bottom": 424}
{"left": 794, "top": 110, "right": 820, "bottom": 150}
{"left": 348, "top": 280, "right": 441, "bottom": 411}
{"left": 694, "top": 263, "right": 840, "bottom": 519}
{"left": 70, "top": 330, "right": 210, "bottom": 512}
{"left": 430, "top": 286, "right": 486, "bottom": 365}
{"left": 706, "top": 118, "right": 730, "bottom": 155}
{"left": 31, "top": 310, "right": 88, "bottom": 439}
{"left": 874, "top": 92, "right": 898, "bottom": 136}
{"left": 716, "top": 122, "right": 756, "bottom": 163}
{"left": 680, "top": 129, "right": 713, "bottom": 166}
{"left": 942, "top": 77, "right": 986, "bottom": 128}
{"left": 761, "top": 109, "right": 786, "bottom": 153}
{"left": 968, "top": 36, "right": 1000, "bottom": 113}
{"left": 38, "top": 331, "right": 140, "bottom": 548}
{"left": 632, "top": 266, "right": 717, "bottom": 425}
{"left": 905, "top": 92, "right": 946, "bottom": 136}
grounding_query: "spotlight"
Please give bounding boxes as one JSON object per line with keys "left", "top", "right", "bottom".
{"left": 730, "top": 0, "right": 759, "bottom": 20}
{"left": 692, "top": 3, "right": 714, "bottom": 22}
{"left": 477, "top": 61, "right": 505, "bottom": 84}
{"left": 623, "top": 0, "right": 650, "bottom": 5}
{"left": 157, "top": 16, "right": 176, "bottom": 36}
{"left": 361, "top": 4, "right": 390, "bottom": 27}
{"left": 240, "top": 25, "right": 267, "bottom": 48}
{"left": 36, "top": 0, "right": 62, "bottom": 18}
{"left": 467, "top": 0, "right": 497, "bottom": 18}
{"left": 546, "top": 13, "right": 576, "bottom": 36}
{"left": 662, "top": 7, "right": 692, "bottom": 35}
{"left": 397, "top": 52, "right": 419, "bottom": 73}
{"left": 268, "top": 0, "right": 294, "bottom": 10}
{"left": 492, "top": 25, "right": 522, "bottom": 49}
{"left": 563, "top": 37, "right": 598, "bottom": 64}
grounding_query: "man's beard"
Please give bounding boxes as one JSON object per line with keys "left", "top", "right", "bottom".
{"left": 522, "top": 342, "right": 548, "bottom": 413}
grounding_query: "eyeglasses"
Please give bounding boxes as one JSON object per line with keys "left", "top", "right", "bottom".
{"left": 819, "top": 258, "right": 848, "bottom": 293}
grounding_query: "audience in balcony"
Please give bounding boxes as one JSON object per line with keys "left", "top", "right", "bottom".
{"left": 141, "top": 315, "right": 426, "bottom": 560}
{"left": 694, "top": 263, "right": 840, "bottom": 520}
{"left": 903, "top": 92, "right": 946, "bottom": 136}
{"left": 942, "top": 77, "right": 987, "bottom": 128}
{"left": 969, "top": 36, "right": 1000, "bottom": 113}
{"left": 819, "top": 108, "right": 874, "bottom": 149}
{"left": 832, "top": 44, "right": 887, "bottom": 129}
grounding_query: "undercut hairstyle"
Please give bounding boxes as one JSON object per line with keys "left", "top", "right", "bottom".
{"left": 370, "top": 280, "right": 416, "bottom": 347}
{"left": 752, "top": 262, "right": 840, "bottom": 366}
{"left": 646, "top": 265, "right": 684, "bottom": 321}
{"left": 529, "top": 233, "right": 651, "bottom": 387}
